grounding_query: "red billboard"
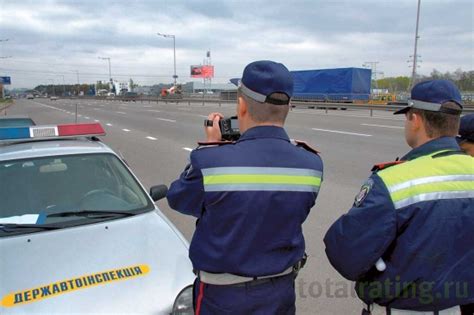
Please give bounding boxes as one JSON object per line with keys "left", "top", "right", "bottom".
{"left": 190, "top": 65, "right": 214, "bottom": 78}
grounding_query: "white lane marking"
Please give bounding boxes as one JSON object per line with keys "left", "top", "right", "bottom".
{"left": 30, "top": 100, "right": 64, "bottom": 112}
{"left": 146, "top": 110, "right": 161, "bottom": 113}
{"left": 311, "top": 128, "right": 372, "bottom": 137}
{"left": 116, "top": 111, "right": 126, "bottom": 114}
{"left": 183, "top": 147, "right": 193, "bottom": 152}
{"left": 198, "top": 115, "right": 208, "bottom": 118}
{"left": 146, "top": 136, "right": 157, "bottom": 140}
{"left": 106, "top": 123, "right": 113, "bottom": 126}
{"left": 156, "top": 118, "right": 176, "bottom": 122}
{"left": 94, "top": 119, "right": 100, "bottom": 122}
{"left": 84, "top": 116, "right": 90, "bottom": 119}
{"left": 77, "top": 114, "right": 82, "bottom": 117}
{"left": 178, "top": 108, "right": 191, "bottom": 111}
{"left": 143, "top": 105, "right": 152, "bottom": 108}
{"left": 93, "top": 108, "right": 101, "bottom": 110}
{"left": 122, "top": 129, "right": 131, "bottom": 132}
{"left": 361, "top": 123, "right": 404, "bottom": 129}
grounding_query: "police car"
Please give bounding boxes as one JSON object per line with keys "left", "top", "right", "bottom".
{"left": 0, "top": 123, "right": 194, "bottom": 314}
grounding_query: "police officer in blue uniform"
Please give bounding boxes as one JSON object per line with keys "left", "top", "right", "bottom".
{"left": 167, "top": 60, "right": 323, "bottom": 314}
{"left": 457, "top": 113, "right": 474, "bottom": 156}
{"left": 324, "top": 80, "right": 473, "bottom": 315}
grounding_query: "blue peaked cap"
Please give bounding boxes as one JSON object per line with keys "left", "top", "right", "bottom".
{"left": 457, "top": 113, "right": 474, "bottom": 143}
{"left": 394, "top": 80, "right": 463, "bottom": 115}
{"left": 239, "top": 60, "right": 294, "bottom": 105}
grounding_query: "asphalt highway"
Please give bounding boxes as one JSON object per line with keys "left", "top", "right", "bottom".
{"left": 3, "top": 98, "right": 411, "bottom": 314}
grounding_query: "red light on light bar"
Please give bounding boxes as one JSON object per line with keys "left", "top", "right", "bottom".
{"left": 57, "top": 123, "right": 105, "bottom": 137}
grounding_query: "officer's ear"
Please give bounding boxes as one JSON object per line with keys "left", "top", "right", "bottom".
{"left": 407, "top": 110, "right": 423, "bottom": 131}
{"left": 237, "top": 95, "right": 248, "bottom": 118}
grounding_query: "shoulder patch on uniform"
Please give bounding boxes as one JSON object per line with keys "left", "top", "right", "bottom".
{"left": 291, "top": 139, "right": 320, "bottom": 155}
{"left": 354, "top": 178, "right": 374, "bottom": 207}
{"left": 371, "top": 160, "right": 405, "bottom": 172}
{"left": 196, "top": 140, "right": 235, "bottom": 149}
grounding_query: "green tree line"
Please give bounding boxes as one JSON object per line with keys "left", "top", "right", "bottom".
{"left": 374, "top": 69, "right": 473, "bottom": 92}
{"left": 34, "top": 82, "right": 110, "bottom": 96}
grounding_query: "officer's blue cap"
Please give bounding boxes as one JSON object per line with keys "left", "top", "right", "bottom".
{"left": 394, "top": 80, "right": 463, "bottom": 115}
{"left": 457, "top": 114, "right": 474, "bottom": 143}
{"left": 238, "top": 60, "right": 294, "bottom": 105}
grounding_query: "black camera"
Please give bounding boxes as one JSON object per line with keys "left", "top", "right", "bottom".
{"left": 204, "top": 116, "right": 240, "bottom": 141}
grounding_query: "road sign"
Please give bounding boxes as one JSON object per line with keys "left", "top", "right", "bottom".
{"left": 0, "top": 77, "right": 11, "bottom": 85}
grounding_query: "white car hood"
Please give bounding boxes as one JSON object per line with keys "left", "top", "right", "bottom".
{"left": 0, "top": 211, "right": 194, "bottom": 314}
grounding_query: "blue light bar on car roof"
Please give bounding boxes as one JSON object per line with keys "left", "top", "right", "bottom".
{"left": 0, "top": 123, "right": 106, "bottom": 142}
{"left": 0, "top": 127, "right": 31, "bottom": 140}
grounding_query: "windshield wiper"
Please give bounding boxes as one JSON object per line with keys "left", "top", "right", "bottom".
{"left": 47, "top": 210, "right": 137, "bottom": 219}
{"left": 0, "top": 223, "right": 63, "bottom": 232}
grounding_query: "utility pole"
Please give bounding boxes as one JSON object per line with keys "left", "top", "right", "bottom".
{"left": 363, "top": 61, "right": 381, "bottom": 91}
{"left": 410, "top": 0, "right": 422, "bottom": 89}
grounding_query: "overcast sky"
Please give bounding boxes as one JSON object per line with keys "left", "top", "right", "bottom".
{"left": 0, "top": 0, "right": 472, "bottom": 88}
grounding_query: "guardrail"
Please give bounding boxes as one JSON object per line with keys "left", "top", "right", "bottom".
{"left": 60, "top": 96, "right": 474, "bottom": 114}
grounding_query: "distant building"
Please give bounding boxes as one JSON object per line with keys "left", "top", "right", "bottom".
{"left": 112, "top": 80, "right": 131, "bottom": 95}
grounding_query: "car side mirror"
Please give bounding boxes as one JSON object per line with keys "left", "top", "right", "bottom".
{"left": 149, "top": 184, "right": 168, "bottom": 202}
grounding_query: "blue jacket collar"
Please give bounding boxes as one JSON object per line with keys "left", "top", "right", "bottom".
{"left": 402, "top": 137, "right": 461, "bottom": 161}
{"left": 238, "top": 126, "right": 290, "bottom": 142}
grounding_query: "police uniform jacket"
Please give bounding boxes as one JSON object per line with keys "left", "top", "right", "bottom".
{"left": 324, "top": 137, "right": 474, "bottom": 311}
{"left": 167, "top": 126, "right": 323, "bottom": 277}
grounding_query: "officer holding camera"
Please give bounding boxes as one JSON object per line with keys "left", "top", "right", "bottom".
{"left": 167, "top": 60, "right": 323, "bottom": 314}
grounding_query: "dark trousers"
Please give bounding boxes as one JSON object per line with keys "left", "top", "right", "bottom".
{"left": 193, "top": 273, "right": 296, "bottom": 315}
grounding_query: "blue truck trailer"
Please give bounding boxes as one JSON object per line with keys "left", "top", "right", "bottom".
{"left": 291, "top": 67, "right": 371, "bottom": 102}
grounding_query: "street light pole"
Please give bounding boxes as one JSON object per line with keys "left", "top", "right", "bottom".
{"left": 0, "top": 39, "right": 10, "bottom": 99}
{"left": 48, "top": 79, "right": 56, "bottom": 97}
{"left": 72, "top": 70, "right": 80, "bottom": 95}
{"left": 411, "top": 0, "right": 422, "bottom": 89}
{"left": 98, "top": 57, "right": 113, "bottom": 93}
{"left": 59, "top": 75, "right": 66, "bottom": 96}
{"left": 98, "top": 56, "right": 112, "bottom": 80}
{"left": 157, "top": 32, "right": 177, "bottom": 86}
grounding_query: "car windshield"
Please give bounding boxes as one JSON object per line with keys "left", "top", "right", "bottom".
{"left": 0, "top": 153, "right": 153, "bottom": 230}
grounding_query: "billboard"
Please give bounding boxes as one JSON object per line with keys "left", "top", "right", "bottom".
{"left": 190, "top": 65, "right": 214, "bottom": 78}
{"left": 0, "top": 76, "right": 11, "bottom": 85}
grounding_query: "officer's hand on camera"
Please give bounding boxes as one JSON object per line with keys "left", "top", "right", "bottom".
{"left": 205, "top": 112, "right": 224, "bottom": 142}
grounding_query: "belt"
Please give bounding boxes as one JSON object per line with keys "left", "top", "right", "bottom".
{"left": 196, "top": 255, "right": 307, "bottom": 286}
{"left": 371, "top": 304, "right": 461, "bottom": 315}
{"left": 197, "top": 266, "right": 294, "bottom": 286}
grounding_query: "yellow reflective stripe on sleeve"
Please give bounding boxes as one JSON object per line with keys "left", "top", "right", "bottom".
{"left": 391, "top": 181, "right": 474, "bottom": 203}
{"left": 203, "top": 174, "right": 321, "bottom": 186}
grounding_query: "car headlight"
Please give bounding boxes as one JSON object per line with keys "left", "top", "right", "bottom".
{"left": 172, "top": 285, "right": 193, "bottom": 315}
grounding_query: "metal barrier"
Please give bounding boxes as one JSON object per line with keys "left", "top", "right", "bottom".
{"left": 60, "top": 96, "right": 474, "bottom": 114}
